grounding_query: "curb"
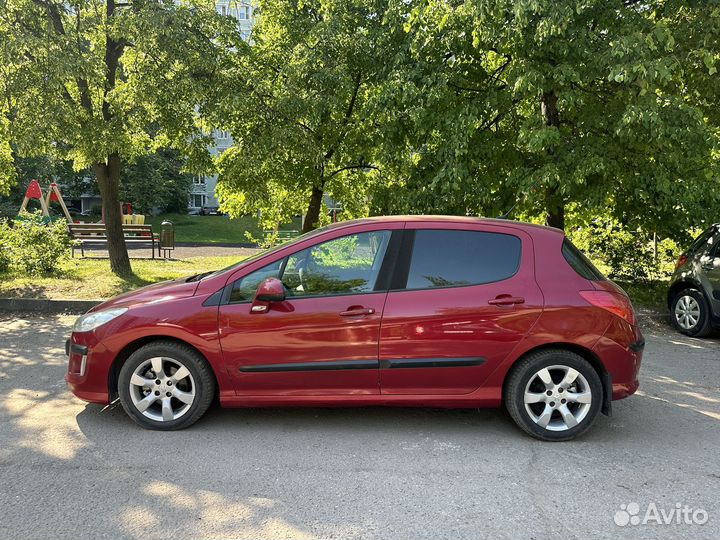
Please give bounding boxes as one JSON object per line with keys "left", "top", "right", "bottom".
{"left": 0, "top": 298, "right": 101, "bottom": 314}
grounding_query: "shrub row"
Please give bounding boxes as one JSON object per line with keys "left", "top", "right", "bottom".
{"left": 0, "top": 212, "right": 72, "bottom": 275}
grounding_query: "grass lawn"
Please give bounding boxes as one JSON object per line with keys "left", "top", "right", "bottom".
{"left": 0, "top": 255, "right": 245, "bottom": 300}
{"left": 142, "top": 213, "right": 302, "bottom": 244}
{"left": 616, "top": 280, "right": 669, "bottom": 312}
{"left": 588, "top": 259, "right": 669, "bottom": 311}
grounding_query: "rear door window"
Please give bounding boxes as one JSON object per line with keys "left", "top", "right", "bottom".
{"left": 404, "top": 229, "right": 521, "bottom": 290}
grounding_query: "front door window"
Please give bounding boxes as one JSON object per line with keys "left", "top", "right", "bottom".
{"left": 281, "top": 231, "right": 390, "bottom": 297}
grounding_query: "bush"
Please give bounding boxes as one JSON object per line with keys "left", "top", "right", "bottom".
{"left": 0, "top": 220, "right": 10, "bottom": 272}
{"left": 0, "top": 199, "right": 19, "bottom": 221}
{"left": 1, "top": 212, "right": 72, "bottom": 275}
{"left": 569, "top": 219, "right": 681, "bottom": 284}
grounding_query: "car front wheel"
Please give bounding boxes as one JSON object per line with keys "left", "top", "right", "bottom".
{"left": 671, "top": 288, "right": 712, "bottom": 337}
{"left": 504, "top": 349, "right": 603, "bottom": 442}
{"left": 118, "top": 341, "right": 216, "bottom": 430}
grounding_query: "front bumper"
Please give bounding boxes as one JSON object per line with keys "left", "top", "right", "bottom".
{"left": 64, "top": 334, "right": 112, "bottom": 404}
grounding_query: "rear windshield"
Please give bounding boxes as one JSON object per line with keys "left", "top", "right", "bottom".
{"left": 561, "top": 238, "right": 605, "bottom": 281}
{"left": 687, "top": 226, "right": 719, "bottom": 255}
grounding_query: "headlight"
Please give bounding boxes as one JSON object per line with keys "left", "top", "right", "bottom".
{"left": 73, "top": 307, "right": 128, "bottom": 333}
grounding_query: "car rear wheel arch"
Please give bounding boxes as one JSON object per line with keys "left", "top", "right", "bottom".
{"left": 669, "top": 287, "right": 713, "bottom": 336}
{"left": 108, "top": 336, "right": 218, "bottom": 403}
{"left": 667, "top": 280, "right": 702, "bottom": 309}
{"left": 502, "top": 343, "right": 610, "bottom": 413}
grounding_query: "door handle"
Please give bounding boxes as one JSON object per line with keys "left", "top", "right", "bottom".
{"left": 488, "top": 295, "right": 525, "bottom": 306}
{"left": 340, "top": 307, "right": 375, "bottom": 316}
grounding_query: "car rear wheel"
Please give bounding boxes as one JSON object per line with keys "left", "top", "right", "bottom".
{"left": 504, "top": 349, "right": 603, "bottom": 442}
{"left": 118, "top": 341, "right": 216, "bottom": 430}
{"left": 671, "top": 288, "right": 712, "bottom": 337}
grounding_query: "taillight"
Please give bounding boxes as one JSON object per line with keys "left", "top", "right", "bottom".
{"left": 675, "top": 254, "right": 688, "bottom": 269}
{"left": 579, "top": 290, "right": 636, "bottom": 325}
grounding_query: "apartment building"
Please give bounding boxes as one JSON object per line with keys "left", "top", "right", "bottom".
{"left": 189, "top": 1, "right": 254, "bottom": 212}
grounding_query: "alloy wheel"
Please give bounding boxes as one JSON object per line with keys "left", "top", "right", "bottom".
{"left": 128, "top": 357, "right": 196, "bottom": 422}
{"left": 674, "top": 295, "right": 701, "bottom": 330}
{"left": 523, "top": 365, "right": 592, "bottom": 432}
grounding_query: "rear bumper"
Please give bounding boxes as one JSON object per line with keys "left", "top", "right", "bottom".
{"left": 592, "top": 321, "right": 644, "bottom": 402}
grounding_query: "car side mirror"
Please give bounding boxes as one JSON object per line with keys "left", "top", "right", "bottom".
{"left": 251, "top": 278, "right": 286, "bottom": 313}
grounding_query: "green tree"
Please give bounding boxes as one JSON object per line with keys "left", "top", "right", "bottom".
{"left": 120, "top": 150, "right": 193, "bottom": 214}
{"left": 53, "top": 149, "right": 194, "bottom": 214}
{"left": 375, "top": 0, "right": 720, "bottom": 235}
{"left": 0, "top": 0, "right": 234, "bottom": 274}
{"left": 213, "top": 0, "right": 408, "bottom": 233}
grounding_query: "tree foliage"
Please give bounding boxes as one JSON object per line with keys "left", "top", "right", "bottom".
{"left": 216, "top": 0, "right": 720, "bottom": 240}
{"left": 0, "top": 0, "right": 235, "bottom": 273}
{"left": 373, "top": 0, "right": 720, "bottom": 237}
{"left": 213, "top": 0, "right": 409, "bottom": 232}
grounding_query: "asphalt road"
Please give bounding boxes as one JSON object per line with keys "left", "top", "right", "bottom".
{"left": 0, "top": 313, "right": 718, "bottom": 540}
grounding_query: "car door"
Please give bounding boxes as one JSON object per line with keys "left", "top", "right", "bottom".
{"left": 700, "top": 231, "right": 720, "bottom": 316}
{"left": 219, "top": 227, "right": 398, "bottom": 396}
{"left": 378, "top": 223, "right": 543, "bottom": 395}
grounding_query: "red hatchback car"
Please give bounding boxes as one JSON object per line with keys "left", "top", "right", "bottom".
{"left": 65, "top": 216, "right": 643, "bottom": 441}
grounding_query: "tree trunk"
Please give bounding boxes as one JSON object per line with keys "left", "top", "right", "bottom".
{"left": 541, "top": 90, "right": 565, "bottom": 231}
{"left": 546, "top": 200, "right": 565, "bottom": 230}
{"left": 93, "top": 154, "right": 132, "bottom": 276}
{"left": 302, "top": 185, "right": 324, "bottom": 233}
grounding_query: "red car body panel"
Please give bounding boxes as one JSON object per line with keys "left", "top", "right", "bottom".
{"left": 378, "top": 222, "right": 543, "bottom": 395}
{"left": 65, "top": 216, "right": 643, "bottom": 412}
{"left": 219, "top": 292, "right": 387, "bottom": 395}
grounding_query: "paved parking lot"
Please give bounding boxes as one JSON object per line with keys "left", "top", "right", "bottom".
{"left": 0, "top": 314, "right": 718, "bottom": 540}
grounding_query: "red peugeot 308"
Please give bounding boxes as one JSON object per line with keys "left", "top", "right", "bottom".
{"left": 65, "top": 216, "right": 643, "bottom": 441}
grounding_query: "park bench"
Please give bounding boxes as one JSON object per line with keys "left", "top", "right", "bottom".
{"left": 263, "top": 229, "right": 301, "bottom": 245}
{"left": 68, "top": 223, "right": 159, "bottom": 259}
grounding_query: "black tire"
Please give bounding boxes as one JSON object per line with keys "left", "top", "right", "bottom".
{"left": 670, "top": 288, "right": 712, "bottom": 337}
{"left": 504, "top": 349, "right": 603, "bottom": 442}
{"left": 118, "top": 341, "right": 216, "bottom": 430}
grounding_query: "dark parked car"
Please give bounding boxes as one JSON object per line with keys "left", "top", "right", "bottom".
{"left": 200, "top": 206, "right": 221, "bottom": 216}
{"left": 65, "top": 216, "right": 643, "bottom": 441}
{"left": 668, "top": 224, "right": 720, "bottom": 336}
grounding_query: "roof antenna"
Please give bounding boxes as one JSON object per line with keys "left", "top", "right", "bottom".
{"left": 498, "top": 201, "right": 518, "bottom": 220}
{"left": 498, "top": 170, "right": 539, "bottom": 219}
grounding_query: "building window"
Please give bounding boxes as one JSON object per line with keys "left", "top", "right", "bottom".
{"left": 193, "top": 176, "right": 206, "bottom": 185}
{"left": 238, "top": 5, "right": 250, "bottom": 19}
{"left": 191, "top": 194, "right": 206, "bottom": 208}
{"left": 214, "top": 129, "right": 230, "bottom": 140}
{"left": 219, "top": 4, "right": 227, "bottom": 16}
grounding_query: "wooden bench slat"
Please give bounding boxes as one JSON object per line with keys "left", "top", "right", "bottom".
{"left": 68, "top": 222, "right": 157, "bottom": 259}
{"left": 72, "top": 239, "right": 157, "bottom": 242}
{"left": 69, "top": 226, "right": 154, "bottom": 231}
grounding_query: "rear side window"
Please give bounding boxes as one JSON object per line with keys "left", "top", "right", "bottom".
{"left": 561, "top": 239, "right": 605, "bottom": 281}
{"left": 405, "top": 230, "right": 521, "bottom": 290}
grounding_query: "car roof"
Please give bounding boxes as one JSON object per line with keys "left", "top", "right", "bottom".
{"left": 322, "top": 215, "right": 564, "bottom": 236}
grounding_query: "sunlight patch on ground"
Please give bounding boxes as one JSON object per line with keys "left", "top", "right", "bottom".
{"left": 1, "top": 388, "right": 89, "bottom": 459}
{"left": 118, "top": 483, "right": 316, "bottom": 539}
